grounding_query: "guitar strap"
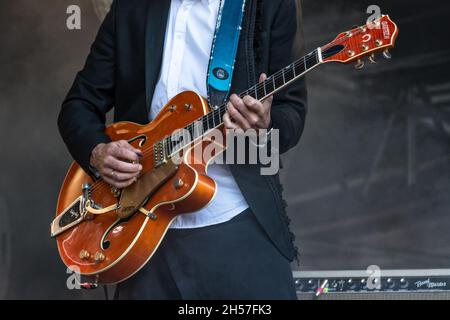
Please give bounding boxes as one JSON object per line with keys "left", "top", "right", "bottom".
{"left": 207, "top": 0, "right": 247, "bottom": 110}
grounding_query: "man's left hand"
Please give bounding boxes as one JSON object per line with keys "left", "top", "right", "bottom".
{"left": 224, "top": 73, "right": 273, "bottom": 133}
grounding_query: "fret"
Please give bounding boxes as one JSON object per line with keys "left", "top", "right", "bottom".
{"left": 253, "top": 85, "right": 258, "bottom": 100}
{"left": 198, "top": 119, "right": 205, "bottom": 138}
{"left": 305, "top": 50, "right": 317, "bottom": 70}
{"left": 171, "top": 137, "right": 176, "bottom": 154}
{"left": 173, "top": 129, "right": 184, "bottom": 151}
{"left": 265, "top": 77, "right": 275, "bottom": 94}
{"left": 165, "top": 137, "right": 173, "bottom": 155}
{"left": 315, "top": 49, "right": 321, "bottom": 65}
{"left": 187, "top": 124, "right": 194, "bottom": 140}
{"left": 163, "top": 137, "right": 168, "bottom": 156}
{"left": 202, "top": 115, "right": 209, "bottom": 133}
{"left": 294, "top": 62, "right": 304, "bottom": 77}
{"left": 192, "top": 121, "right": 198, "bottom": 140}
{"left": 263, "top": 80, "right": 267, "bottom": 97}
{"left": 256, "top": 84, "right": 265, "bottom": 100}
{"left": 240, "top": 89, "right": 249, "bottom": 99}
{"left": 215, "top": 109, "right": 223, "bottom": 125}
{"left": 207, "top": 113, "right": 215, "bottom": 130}
{"left": 274, "top": 72, "right": 284, "bottom": 89}
{"left": 282, "top": 68, "right": 286, "bottom": 83}
{"left": 292, "top": 63, "right": 296, "bottom": 77}
{"left": 284, "top": 65, "right": 295, "bottom": 83}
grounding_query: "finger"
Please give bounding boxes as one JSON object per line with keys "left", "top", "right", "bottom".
{"left": 259, "top": 73, "right": 274, "bottom": 104}
{"left": 109, "top": 144, "right": 140, "bottom": 162}
{"left": 228, "top": 96, "right": 251, "bottom": 130}
{"left": 259, "top": 73, "right": 268, "bottom": 82}
{"left": 243, "top": 95, "right": 264, "bottom": 119}
{"left": 102, "top": 175, "right": 136, "bottom": 189}
{"left": 116, "top": 140, "right": 143, "bottom": 156}
{"left": 262, "top": 94, "right": 274, "bottom": 110}
{"left": 104, "top": 156, "right": 143, "bottom": 173}
{"left": 105, "top": 169, "right": 140, "bottom": 182}
{"left": 223, "top": 112, "right": 239, "bottom": 130}
{"left": 232, "top": 94, "right": 256, "bottom": 119}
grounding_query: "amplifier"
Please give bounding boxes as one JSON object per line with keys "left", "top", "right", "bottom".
{"left": 293, "top": 269, "right": 450, "bottom": 300}
{"left": 0, "top": 198, "right": 12, "bottom": 299}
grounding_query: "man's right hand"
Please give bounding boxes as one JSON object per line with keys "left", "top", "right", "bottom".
{"left": 90, "top": 140, "right": 143, "bottom": 189}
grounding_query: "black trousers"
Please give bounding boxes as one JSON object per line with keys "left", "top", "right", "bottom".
{"left": 115, "top": 209, "right": 297, "bottom": 300}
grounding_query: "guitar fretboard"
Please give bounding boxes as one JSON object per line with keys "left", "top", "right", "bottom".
{"left": 162, "top": 49, "right": 321, "bottom": 158}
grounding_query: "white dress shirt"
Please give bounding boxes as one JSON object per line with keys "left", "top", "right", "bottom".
{"left": 150, "top": 0, "right": 249, "bottom": 228}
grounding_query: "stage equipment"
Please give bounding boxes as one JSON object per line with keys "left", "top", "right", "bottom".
{"left": 294, "top": 269, "right": 450, "bottom": 300}
{"left": 0, "top": 198, "right": 12, "bottom": 299}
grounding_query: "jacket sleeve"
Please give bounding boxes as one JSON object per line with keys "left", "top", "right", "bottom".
{"left": 58, "top": 1, "right": 117, "bottom": 174}
{"left": 269, "top": 0, "right": 308, "bottom": 154}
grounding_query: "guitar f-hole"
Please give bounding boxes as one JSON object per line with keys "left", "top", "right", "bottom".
{"left": 128, "top": 135, "right": 148, "bottom": 147}
{"left": 100, "top": 215, "right": 134, "bottom": 251}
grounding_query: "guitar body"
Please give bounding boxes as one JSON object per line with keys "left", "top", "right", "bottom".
{"left": 55, "top": 91, "right": 220, "bottom": 284}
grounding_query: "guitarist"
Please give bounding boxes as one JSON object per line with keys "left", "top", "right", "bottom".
{"left": 59, "top": 0, "right": 307, "bottom": 299}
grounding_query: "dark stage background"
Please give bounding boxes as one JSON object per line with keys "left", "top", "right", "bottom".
{"left": 1, "top": 0, "right": 449, "bottom": 299}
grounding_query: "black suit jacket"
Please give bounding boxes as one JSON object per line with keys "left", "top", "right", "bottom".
{"left": 59, "top": 0, "right": 307, "bottom": 261}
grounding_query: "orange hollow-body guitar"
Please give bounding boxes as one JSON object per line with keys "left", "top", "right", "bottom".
{"left": 54, "top": 92, "right": 221, "bottom": 284}
{"left": 52, "top": 15, "right": 398, "bottom": 285}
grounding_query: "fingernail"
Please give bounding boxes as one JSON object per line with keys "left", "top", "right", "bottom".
{"left": 139, "top": 165, "right": 143, "bottom": 170}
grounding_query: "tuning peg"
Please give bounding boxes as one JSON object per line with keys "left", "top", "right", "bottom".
{"left": 369, "top": 54, "right": 377, "bottom": 64}
{"left": 382, "top": 49, "right": 392, "bottom": 59}
{"left": 354, "top": 59, "right": 365, "bottom": 70}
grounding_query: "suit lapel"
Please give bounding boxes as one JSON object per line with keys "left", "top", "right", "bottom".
{"left": 145, "top": 0, "right": 171, "bottom": 113}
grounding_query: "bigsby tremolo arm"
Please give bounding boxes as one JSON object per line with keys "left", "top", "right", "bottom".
{"left": 50, "top": 184, "right": 119, "bottom": 237}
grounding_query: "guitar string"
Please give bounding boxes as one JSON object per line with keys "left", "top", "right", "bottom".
{"left": 88, "top": 51, "right": 322, "bottom": 194}
{"left": 88, "top": 29, "right": 364, "bottom": 195}
{"left": 88, "top": 26, "right": 368, "bottom": 194}
{"left": 142, "top": 25, "right": 367, "bottom": 162}
{"left": 161, "top": 25, "right": 369, "bottom": 160}
{"left": 88, "top": 29, "right": 365, "bottom": 195}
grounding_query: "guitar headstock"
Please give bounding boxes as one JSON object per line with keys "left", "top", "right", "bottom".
{"left": 320, "top": 15, "right": 399, "bottom": 68}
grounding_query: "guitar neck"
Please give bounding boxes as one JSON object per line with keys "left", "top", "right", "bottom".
{"left": 241, "top": 48, "right": 322, "bottom": 102}
{"left": 162, "top": 14, "right": 399, "bottom": 157}
{"left": 163, "top": 48, "right": 323, "bottom": 157}
{"left": 199, "top": 48, "right": 322, "bottom": 132}
{"left": 204, "top": 48, "right": 323, "bottom": 129}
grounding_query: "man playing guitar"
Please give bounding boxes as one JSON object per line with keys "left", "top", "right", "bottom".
{"left": 58, "top": 0, "right": 306, "bottom": 299}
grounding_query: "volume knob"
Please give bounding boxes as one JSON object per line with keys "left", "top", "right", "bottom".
{"left": 399, "top": 278, "right": 408, "bottom": 289}
{"left": 94, "top": 252, "right": 105, "bottom": 262}
{"left": 79, "top": 250, "right": 90, "bottom": 260}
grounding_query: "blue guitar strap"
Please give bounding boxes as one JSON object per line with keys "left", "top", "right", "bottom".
{"left": 207, "top": 0, "right": 247, "bottom": 109}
